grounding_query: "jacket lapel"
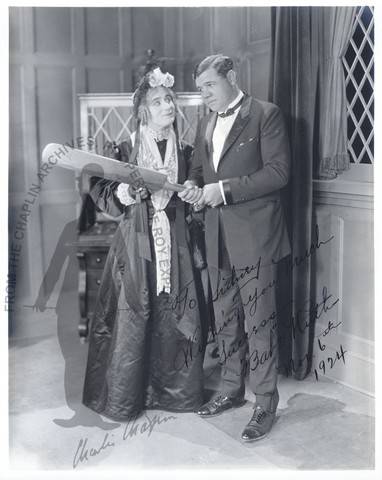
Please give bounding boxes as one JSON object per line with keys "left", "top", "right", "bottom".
{"left": 219, "top": 95, "right": 252, "bottom": 164}
{"left": 176, "top": 141, "right": 185, "bottom": 183}
{"left": 204, "top": 112, "right": 217, "bottom": 172}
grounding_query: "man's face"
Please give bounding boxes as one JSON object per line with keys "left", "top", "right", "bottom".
{"left": 195, "top": 67, "right": 236, "bottom": 112}
{"left": 146, "top": 86, "right": 176, "bottom": 130}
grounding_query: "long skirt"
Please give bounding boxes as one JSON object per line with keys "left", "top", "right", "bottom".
{"left": 82, "top": 205, "right": 205, "bottom": 420}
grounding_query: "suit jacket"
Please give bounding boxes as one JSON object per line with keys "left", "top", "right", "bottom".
{"left": 189, "top": 94, "right": 291, "bottom": 269}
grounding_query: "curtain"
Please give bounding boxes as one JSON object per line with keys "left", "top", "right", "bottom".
{"left": 269, "top": 7, "right": 320, "bottom": 380}
{"left": 318, "top": 7, "right": 357, "bottom": 178}
{"left": 269, "top": 6, "right": 356, "bottom": 379}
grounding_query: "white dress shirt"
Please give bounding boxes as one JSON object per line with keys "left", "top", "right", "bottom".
{"left": 212, "top": 91, "right": 244, "bottom": 204}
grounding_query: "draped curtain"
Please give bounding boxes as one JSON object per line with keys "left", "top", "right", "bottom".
{"left": 319, "top": 7, "right": 357, "bottom": 178}
{"left": 269, "top": 6, "right": 356, "bottom": 379}
{"left": 269, "top": 6, "right": 320, "bottom": 380}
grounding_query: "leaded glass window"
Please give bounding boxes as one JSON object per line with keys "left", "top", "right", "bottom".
{"left": 343, "top": 6, "right": 374, "bottom": 164}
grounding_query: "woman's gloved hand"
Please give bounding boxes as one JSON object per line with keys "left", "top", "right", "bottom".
{"left": 116, "top": 183, "right": 149, "bottom": 205}
{"left": 128, "top": 184, "right": 149, "bottom": 200}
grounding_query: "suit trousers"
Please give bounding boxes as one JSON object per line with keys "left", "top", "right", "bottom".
{"left": 208, "top": 210, "right": 279, "bottom": 412}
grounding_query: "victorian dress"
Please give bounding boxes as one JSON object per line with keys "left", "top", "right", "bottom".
{"left": 82, "top": 126, "right": 205, "bottom": 420}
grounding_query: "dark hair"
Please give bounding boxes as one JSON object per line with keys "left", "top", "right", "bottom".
{"left": 193, "top": 54, "right": 234, "bottom": 80}
{"left": 132, "top": 65, "right": 156, "bottom": 118}
{"left": 132, "top": 65, "right": 176, "bottom": 122}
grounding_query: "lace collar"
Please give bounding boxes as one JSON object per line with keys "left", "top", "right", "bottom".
{"left": 147, "top": 126, "right": 171, "bottom": 142}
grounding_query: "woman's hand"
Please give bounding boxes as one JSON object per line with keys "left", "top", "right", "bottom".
{"left": 128, "top": 184, "right": 149, "bottom": 200}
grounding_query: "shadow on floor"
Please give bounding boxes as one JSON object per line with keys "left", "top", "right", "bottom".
{"left": 200, "top": 392, "right": 374, "bottom": 469}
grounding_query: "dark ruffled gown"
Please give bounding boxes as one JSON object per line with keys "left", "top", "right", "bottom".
{"left": 82, "top": 138, "right": 205, "bottom": 420}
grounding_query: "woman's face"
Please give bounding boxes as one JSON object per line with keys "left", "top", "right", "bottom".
{"left": 145, "top": 86, "right": 176, "bottom": 130}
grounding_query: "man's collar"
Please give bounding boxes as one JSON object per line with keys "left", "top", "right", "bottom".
{"left": 218, "top": 90, "right": 244, "bottom": 115}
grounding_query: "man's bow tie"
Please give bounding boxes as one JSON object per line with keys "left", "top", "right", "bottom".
{"left": 217, "top": 95, "right": 245, "bottom": 118}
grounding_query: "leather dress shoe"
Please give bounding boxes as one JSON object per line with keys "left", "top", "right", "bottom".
{"left": 197, "top": 395, "right": 245, "bottom": 417}
{"left": 241, "top": 405, "right": 276, "bottom": 442}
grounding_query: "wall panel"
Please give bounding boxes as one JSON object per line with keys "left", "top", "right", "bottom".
{"left": 340, "top": 212, "right": 374, "bottom": 341}
{"left": 34, "top": 7, "right": 72, "bottom": 54}
{"left": 313, "top": 183, "right": 374, "bottom": 395}
{"left": 247, "top": 7, "right": 271, "bottom": 43}
{"left": 9, "top": 64, "right": 26, "bottom": 193}
{"left": 86, "top": 67, "right": 121, "bottom": 93}
{"left": 84, "top": 8, "right": 119, "bottom": 56}
{"left": 35, "top": 66, "right": 74, "bottom": 153}
{"left": 182, "top": 8, "right": 212, "bottom": 60}
{"left": 212, "top": 7, "right": 245, "bottom": 53}
{"left": 9, "top": 7, "right": 22, "bottom": 54}
{"left": 247, "top": 49, "right": 271, "bottom": 100}
{"left": 131, "top": 8, "right": 164, "bottom": 59}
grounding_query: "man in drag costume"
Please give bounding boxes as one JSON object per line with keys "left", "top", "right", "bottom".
{"left": 82, "top": 67, "right": 205, "bottom": 420}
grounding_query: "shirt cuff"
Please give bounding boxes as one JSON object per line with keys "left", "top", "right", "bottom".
{"left": 220, "top": 179, "right": 233, "bottom": 205}
{"left": 116, "top": 183, "right": 135, "bottom": 206}
{"left": 219, "top": 181, "right": 227, "bottom": 205}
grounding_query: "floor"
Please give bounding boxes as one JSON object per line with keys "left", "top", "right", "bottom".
{"left": 8, "top": 289, "right": 375, "bottom": 473}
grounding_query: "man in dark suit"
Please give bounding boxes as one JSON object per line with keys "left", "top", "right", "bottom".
{"left": 179, "top": 54, "right": 291, "bottom": 441}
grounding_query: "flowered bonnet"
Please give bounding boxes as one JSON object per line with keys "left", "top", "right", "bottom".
{"left": 133, "top": 66, "right": 175, "bottom": 118}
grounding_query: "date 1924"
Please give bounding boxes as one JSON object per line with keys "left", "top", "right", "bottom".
{"left": 314, "top": 338, "right": 347, "bottom": 380}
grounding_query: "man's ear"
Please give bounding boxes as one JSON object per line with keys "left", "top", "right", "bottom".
{"left": 226, "top": 69, "right": 237, "bottom": 86}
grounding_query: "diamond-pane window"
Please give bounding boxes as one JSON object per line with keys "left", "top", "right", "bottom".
{"left": 79, "top": 93, "right": 208, "bottom": 156}
{"left": 343, "top": 6, "right": 374, "bottom": 164}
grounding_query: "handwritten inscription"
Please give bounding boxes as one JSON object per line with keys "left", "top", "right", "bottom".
{"left": 73, "top": 433, "right": 115, "bottom": 469}
{"left": 219, "top": 286, "right": 339, "bottom": 367}
{"left": 167, "top": 223, "right": 335, "bottom": 381}
{"left": 122, "top": 412, "right": 177, "bottom": 440}
{"left": 72, "top": 412, "right": 177, "bottom": 469}
{"left": 316, "top": 319, "right": 342, "bottom": 338}
{"left": 173, "top": 325, "right": 205, "bottom": 371}
{"left": 314, "top": 344, "right": 347, "bottom": 380}
{"left": 277, "top": 318, "right": 346, "bottom": 380}
{"left": 169, "top": 221, "right": 334, "bottom": 317}
{"left": 272, "top": 223, "right": 334, "bottom": 270}
{"left": 172, "top": 272, "right": 341, "bottom": 378}
{"left": 163, "top": 278, "right": 198, "bottom": 317}
{"left": 211, "top": 258, "right": 261, "bottom": 302}
{"left": 314, "top": 319, "right": 347, "bottom": 380}
{"left": 286, "top": 286, "right": 340, "bottom": 340}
